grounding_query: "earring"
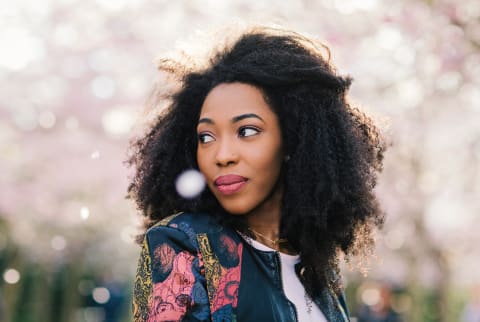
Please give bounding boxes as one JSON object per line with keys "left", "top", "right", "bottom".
{"left": 284, "top": 155, "right": 290, "bottom": 162}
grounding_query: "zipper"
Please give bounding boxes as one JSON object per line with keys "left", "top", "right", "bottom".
{"left": 274, "top": 251, "right": 299, "bottom": 322}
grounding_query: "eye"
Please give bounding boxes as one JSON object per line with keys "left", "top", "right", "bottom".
{"left": 238, "top": 126, "right": 260, "bottom": 138}
{"left": 198, "top": 133, "right": 214, "bottom": 144}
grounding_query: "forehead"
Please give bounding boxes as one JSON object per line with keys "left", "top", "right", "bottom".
{"left": 199, "top": 82, "right": 276, "bottom": 120}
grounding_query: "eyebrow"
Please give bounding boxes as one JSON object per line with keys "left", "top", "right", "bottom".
{"left": 197, "top": 113, "right": 265, "bottom": 125}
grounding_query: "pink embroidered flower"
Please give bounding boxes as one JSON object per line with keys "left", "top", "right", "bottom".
{"left": 148, "top": 251, "right": 196, "bottom": 322}
{"left": 211, "top": 243, "right": 243, "bottom": 312}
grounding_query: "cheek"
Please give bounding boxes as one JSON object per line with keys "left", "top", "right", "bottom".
{"left": 196, "top": 151, "right": 219, "bottom": 194}
{"left": 254, "top": 144, "right": 283, "bottom": 171}
{"left": 249, "top": 149, "right": 283, "bottom": 191}
{"left": 196, "top": 150, "right": 209, "bottom": 176}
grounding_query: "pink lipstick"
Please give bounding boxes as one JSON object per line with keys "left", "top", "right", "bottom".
{"left": 214, "top": 175, "right": 248, "bottom": 195}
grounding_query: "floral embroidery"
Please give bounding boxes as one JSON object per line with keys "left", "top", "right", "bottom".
{"left": 211, "top": 263, "right": 241, "bottom": 311}
{"left": 197, "top": 233, "right": 243, "bottom": 318}
{"left": 134, "top": 214, "right": 245, "bottom": 322}
{"left": 177, "top": 222, "right": 200, "bottom": 249}
{"left": 148, "top": 251, "right": 195, "bottom": 321}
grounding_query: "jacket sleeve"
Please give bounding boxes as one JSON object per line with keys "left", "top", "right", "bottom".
{"left": 132, "top": 225, "right": 210, "bottom": 322}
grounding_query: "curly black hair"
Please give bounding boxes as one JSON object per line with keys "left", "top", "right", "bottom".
{"left": 127, "top": 26, "right": 386, "bottom": 297}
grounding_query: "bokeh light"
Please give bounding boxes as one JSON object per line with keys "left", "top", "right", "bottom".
{"left": 175, "top": 169, "right": 206, "bottom": 199}
{"left": 92, "top": 287, "right": 111, "bottom": 304}
{"left": 3, "top": 268, "right": 21, "bottom": 284}
{"left": 80, "top": 206, "right": 90, "bottom": 220}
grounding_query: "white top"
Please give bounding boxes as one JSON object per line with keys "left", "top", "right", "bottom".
{"left": 239, "top": 234, "right": 328, "bottom": 322}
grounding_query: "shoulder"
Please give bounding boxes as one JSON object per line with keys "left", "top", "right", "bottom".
{"left": 145, "top": 212, "right": 226, "bottom": 250}
{"left": 148, "top": 211, "right": 224, "bottom": 234}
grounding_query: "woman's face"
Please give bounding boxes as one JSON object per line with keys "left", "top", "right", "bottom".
{"left": 196, "top": 82, "right": 284, "bottom": 215}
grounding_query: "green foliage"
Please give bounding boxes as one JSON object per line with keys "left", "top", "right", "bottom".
{"left": 0, "top": 238, "right": 132, "bottom": 322}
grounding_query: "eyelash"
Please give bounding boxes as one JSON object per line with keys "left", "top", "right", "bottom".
{"left": 198, "top": 133, "right": 214, "bottom": 144}
{"left": 197, "top": 126, "right": 261, "bottom": 144}
{"left": 238, "top": 126, "right": 261, "bottom": 137}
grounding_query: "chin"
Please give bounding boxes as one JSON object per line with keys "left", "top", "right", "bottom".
{"left": 218, "top": 200, "right": 253, "bottom": 216}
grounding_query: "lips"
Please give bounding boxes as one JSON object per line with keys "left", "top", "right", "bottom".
{"left": 214, "top": 174, "right": 248, "bottom": 195}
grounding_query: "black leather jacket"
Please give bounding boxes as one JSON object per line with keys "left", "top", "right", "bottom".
{"left": 133, "top": 212, "right": 350, "bottom": 321}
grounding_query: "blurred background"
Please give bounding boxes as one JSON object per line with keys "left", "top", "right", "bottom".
{"left": 0, "top": 0, "right": 479, "bottom": 321}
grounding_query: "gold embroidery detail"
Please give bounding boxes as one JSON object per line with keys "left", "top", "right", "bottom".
{"left": 132, "top": 238, "right": 153, "bottom": 322}
{"left": 156, "top": 211, "right": 184, "bottom": 227}
{"left": 197, "top": 233, "right": 222, "bottom": 306}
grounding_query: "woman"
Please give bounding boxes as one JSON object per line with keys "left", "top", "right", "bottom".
{"left": 128, "top": 26, "right": 386, "bottom": 322}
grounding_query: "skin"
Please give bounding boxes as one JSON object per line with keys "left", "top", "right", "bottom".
{"left": 196, "top": 82, "right": 288, "bottom": 250}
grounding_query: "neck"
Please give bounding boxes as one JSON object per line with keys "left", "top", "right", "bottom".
{"left": 245, "top": 183, "right": 283, "bottom": 241}
{"left": 244, "top": 181, "right": 292, "bottom": 254}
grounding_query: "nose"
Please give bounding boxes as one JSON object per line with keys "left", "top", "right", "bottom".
{"left": 215, "top": 138, "right": 239, "bottom": 167}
